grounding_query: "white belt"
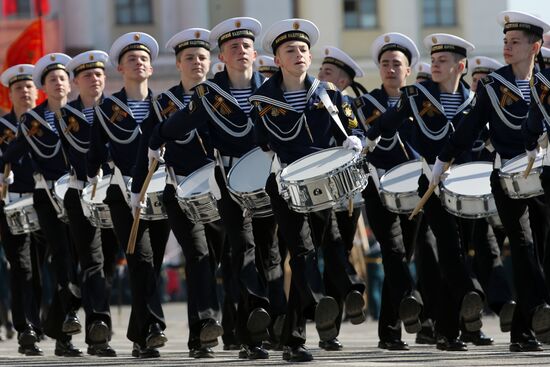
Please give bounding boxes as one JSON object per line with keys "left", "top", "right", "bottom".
{"left": 221, "top": 155, "right": 239, "bottom": 168}
{"left": 493, "top": 154, "right": 509, "bottom": 170}
{"left": 68, "top": 174, "right": 85, "bottom": 190}
{"left": 166, "top": 173, "right": 185, "bottom": 187}
{"left": 33, "top": 174, "right": 55, "bottom": 190}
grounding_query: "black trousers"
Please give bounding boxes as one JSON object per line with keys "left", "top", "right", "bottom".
{"left": 362, "top": 178, "right": 422, "bottom": 342}
{"left": 214, "top": 166, "right": 269, "bottom": 346}
{"left": 103, "top": 184, "right": 169, "bottom": 347}
{"left": 490, "top": 169, "right": 549, "bottom": 342}
{"left": 418, "top": 174, "right": 483, "bottom": 339}
{"left": 64, "top": 188, "right": 115, "bottom": 345}
{"left": 162, "top": 183, "right": 222, "bottom": 349}
{"left": 33, "top": 188, "right": 80, "bottom": 341}
{"left": 0, "top": 201, "right": 42, "bottom": 335}
{"left": 540, "top": 166, "right": 550, "bottom": 288}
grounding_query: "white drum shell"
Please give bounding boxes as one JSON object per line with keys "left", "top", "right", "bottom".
{"left": 499, "top": 153, "right": 544, "bottom": 199}
{"left": 177, "top": 162, "right": 220, "bottom": 224}
{"left": 81, "top": 175, "right": 113, "bottom": 228}
{"left": 4, "top": 196, "right": 40, "bottom": 234}
{"left": 379, "top": 160, "right": 422, "bottom": 214}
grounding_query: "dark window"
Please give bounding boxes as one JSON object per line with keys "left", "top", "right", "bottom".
{"left": 115, "top": 0, "right": 153, "bottom": 25}
{"left": 423, "top": 0, "right": 456, "bottom": 27}
{"left": 344, "top": 0, "right": 378, "bottom": 29}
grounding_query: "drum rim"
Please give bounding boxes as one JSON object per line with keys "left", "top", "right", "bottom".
{"left": 499, "top": 152, "right": 544, "bottom": 176}
{"left": 280, "top": 147, "right": 358, "bottom": 182}
{"left": 227, "top": 147, "right": 273, "bottom": 194}
{"left": 178, "top": 162, "right": 216, "bottom": 197}
{"left": 379, "top": 158, "right": 423, "bottom": 192}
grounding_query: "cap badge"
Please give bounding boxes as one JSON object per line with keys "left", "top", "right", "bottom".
{"left": 259, "top": 59, "right": 264, "bottom": 65}
{"left": 134, "top": 33, "right": 141, "bottom": 41}
{"left": 235, "top": 20, "right": 241, "bottom": 28}
{"left": 89, "top": 54, "right": 94, "bottom": 61}
{"left": 504, "top": 15, "right": 510, "bottom": 23}
{"left": 431, "top": 36, "right": 437, "bottom": 44}
{"left": 476, "top": 58, "right": 481, "bottom": 65}
{"left": 384, "top": 35, "right": 390, "bottom": 43}
{"left": 50, "top": 54, "right": 56, "bottom": 61}
{"left": 195, "top": 31, "right": 201, "bottom": 39}
{"left": 324, "top": 48, "right": 329, "bottom": 55}
{"left": 293, "top": 21, "right": 300, "bottom": 30}
{"left": 419, "top": 65, "right": 423, "bottom": 71}
{"left": 18, "top": 66, "right": 24, "bottom": 72}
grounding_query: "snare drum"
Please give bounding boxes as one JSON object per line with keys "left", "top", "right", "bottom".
{"left": 440, "top": 162, "right": 497, "bottom": 219}
{"left": 177, "top": 162, "right": 220, "bottom": 224}
{"left": 81, "top": 175, "right": 113, "bottom": 228}
{"left": 335, "top": 192, "right": 364, "bottom": 212}
{"left": 499, "top": 152, "right": 544, "bottom": 199}
{"left": 53, "top": 173, "right": 70, "bottom": 223}
{"left": 378, "top": 160, "right": 422, "bottom": 214}
{"left": 127, "top": 166, "right": 168, "bottom": 220}
{"left": 227, "top": 147, "right": 273, "bottom": 217}
{"left": 279, "top": 147, "right": 368, "bottom": 213}
{"left": 4, "top": 196, "right": 40, "bottom": 234}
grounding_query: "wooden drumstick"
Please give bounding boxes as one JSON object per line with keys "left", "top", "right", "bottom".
{"left": 90, "top": 169, "right": 100, "bottom": 200}
{"left": 408, "top": 159, "right": 453, "bottom": 220}
{"left": 348, "top": 197, "right": 353, "bottom": 217}
{"left": 523, "top": 156, "right": 535, "bottom": 179}
{"left": 2, "top": 164, "right": 11, "bottom": 199}
{"left": 127, "top": 158, "right": 158, "bottom": 254}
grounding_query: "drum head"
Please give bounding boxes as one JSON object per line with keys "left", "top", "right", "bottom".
{"left": 82, "top": 175, "right": 112, "bottom": 203}
{"left": 442, "top": 162, "right": 493, "bottom": 196}
{"left": 4, "top": 196, "right": 34, "bottom": 211}
{"left": 147, "top": 168, "right": 167, "bottom": 194}
{"left": 501, "top": 152, "right": 544, "bottom": 174}
{"left": 380, "top": 160, "right": 422, "bottom": 193}
{"left": 228, "top": 147, "right": 272, "bottom": 193}
{"left": 281, "top": 147, "right": 356, "bottom": 181}
{"left": 54, "top": 173, "right": 71, "bottom": 200}
{"left": 178, "top": 162, "right": 215, "bottom": 197}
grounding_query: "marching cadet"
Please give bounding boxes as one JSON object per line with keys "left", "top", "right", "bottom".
{"left": 1, "top": 54, "right": 83, "bottom": 356}
{"left": 250, "top": 18, "right": 366, "bottom": 362}
{"left": 58, "top": 50, "right": 118, "bottom": 357}
{"left": 147, "top": 17, "right": 277, "bottom": 360}
{"left": 86, "top": 32, "right": 169, "bottom": 358}
{"left": 209, "top": 61, "right": 225, "bottom": 77}
{"left": 316, "top": 45, "right": 367, "bottom": 351}
{"left": 0, "top": 64, "right": 43, "bottom": 356}
{"left": 146, "top": 27, "right": 224, "bottom": 358}
{"left": 415, "top": 62, "right": 432, "bottom": 82}
{"left": 365, "top": 33, "right": 486, "bottom": 351}
{"left": 254, "top": 55, "right": 279, "bottom": 78}
{"left": 355, "top": 32, "right": 427, "bottom": 350}
{"left": 470, "top": 56, "right": 504, "bottom": 92}
{"left": 433, "top": 11, "right": 550, "bottom": 352}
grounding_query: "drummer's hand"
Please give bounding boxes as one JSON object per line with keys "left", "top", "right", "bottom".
{"left": 365, "top": 136, "right": 380, "bottom": 152}
{"left": 87, "top": 175, "right": 99, "bottom": 185}
{"left": 343, "top": 136, "right": 362, "bottom": 153}
{"left": 430, "top": 158, "right": 447, "bottom": 187}
{"left": 130, "top": 192, "right": 147, "bottom": 212}
{"left": 0, "top": 171, "right": 13, "bottom": 185}
{"left": 148, "top": 148, "right": 164, "bottom": 167}
{"left": 526, "top": 148, "right": 538, "bottom": 161}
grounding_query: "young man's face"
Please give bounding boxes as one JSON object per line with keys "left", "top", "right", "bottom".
{"left": 9, "top": 80, "right": 37, "bottom": 110}
{"left": 73, "top": 68, "right": 105, "bottom": 99}
{"left": 274, "top": 40, "right": 312, "bottom": 77}
{"left": 503, "top": 30, "right": 539, "bottom": 65}
{"left": 430, "top": 51, "right": 464, "bottom": 84}
{"left": 43, "top": 69, "right": 70, "bottom": 101}
{"left": 318, "top": 63, "right": 345, "bottom": 86}
{"left": 379, "top": 50, "right": 411, "bottom": 89}
{"left": 218, "top": 38, "right": 256, "bottom": 72}
{"left": 176, "top": 47, "right": 210, "bottom": 82}
{"left": 470, "top": 72, "right": 488, "bottom": 92}
{"left": 117, "top": 50, "right": 153, "bottom": 81}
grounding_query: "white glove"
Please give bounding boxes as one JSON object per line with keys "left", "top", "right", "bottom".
{"left": 526, "top": 148, "right": 538, "bottom": 160}
{"left": 430, "top": 158, "right": 447, "bottom": 187}
{"left": 148, "top": 147, "right": 165, "bottom": 168}
{"left": 365, "top": 136, "right": 381, "bottom": 152}
{"left": 0, "top": 171, "right": 14, "bottom": 185}
{"left": 343, "top": 135, "right": 362, "bottom": 152}
{"left": 538, "top": 133, "right": 548, "bottom": 149}
{"left": 130, "top": 192, "right": 147, "bottom": 216}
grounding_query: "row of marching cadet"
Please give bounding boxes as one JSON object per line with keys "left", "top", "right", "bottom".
{"left": 0, "top": 8, "right": 550, "bottom": 363}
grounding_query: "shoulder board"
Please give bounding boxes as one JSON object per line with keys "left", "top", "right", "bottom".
{"left": 195, "top": 84, "right": 207, "bottom": 97}
{"left": 480, "top": 76, "right": 493, "bottom": 86}
{"left": 324, "top": 81, "right": 337, "bottom": 91}
{"left": 404, "top": 86, "right": 418, "bottom": 97}
{"left": 354, "top": 97, "right": 364, "bottom": 109}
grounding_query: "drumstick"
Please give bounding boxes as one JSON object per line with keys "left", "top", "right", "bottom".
{"left": 127, "top": 158, "right": 158, "bottom": 254}
{"left": 348, "top": 197, "right": 353, "bottom": 217}
{"left": 90, "top": 169, "right": 100, "bottom": 200}
{"left": 408, "top": 159, "right": 453, "bottom": 220}
{"left": 2, "top": 164, "right": 11, "bottom": 199}
{"left": 523, "top": 156, "right": 535, "bottom": 179}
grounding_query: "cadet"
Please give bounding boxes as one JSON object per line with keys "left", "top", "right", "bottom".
{"left": 86, "top": 32, "right": 169, "bottom": 358}
{"left": 433, "top": 11, "right": 550, "bottom": 352}
{"left": 415, "top": 62, "right": 432, "bottom": 82}
{"left": 1, "top": 54, "right": 83, "bottom": 356}
{"left": 254, "top": 55, "right": 279, "bottom": 78}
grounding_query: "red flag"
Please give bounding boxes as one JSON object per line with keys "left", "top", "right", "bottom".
{"left": 2, "top": 0, "right": 17, "bottom": 16}
{"left": 0, "top": 18, "right": 46, "bottom": 111}
{"left": 34, "top": 0, "right": 49, "bottom": 16}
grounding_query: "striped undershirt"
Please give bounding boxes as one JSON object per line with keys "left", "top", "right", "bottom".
{"left": 82, "top": 107, "right": 94, "bottom": 124}
{"left": 440, "top": 92, "right": 462, "bottom": 120}
{"left": 387, "top": 96, "right": 400, "bottom": 108}
{"left": 284, "top": 90, "right": 308, "bottom": 113}
{"left": 183, "top": 94, "right": 192, "bottom": 106}
{"left": 515, "top": 80, "right": 531, "bottom": 104}
{"left": 127, "top": 100, "right": 149, "bottom": 124}
{"left": 230, "top": 88, "right": 252, "bottom": 114}
{"left": 44, "top": 110, "right": 58, "bottom": 135}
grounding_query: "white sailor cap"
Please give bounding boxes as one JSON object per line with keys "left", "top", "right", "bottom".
{"left": 1, "top": 64, "right": 35, "bottom": 88}
{"left": 469, "top": 56, "right": 503, "bottom": 76}
{"left": 109, "top": 32, "right": 159, "bottom": 67}
{"left": 254, "top": 55, "right": 278, "bottom": 74}
{"left": 66, "top": 50, "right": 108, "bottom": 78}
{"left": 209, "top": 17, "right": 261, "bottom": 48}
{"left": 262, "top": 18, "right": 319, "bottom": 55}
{"left": 371, "top": 32, "right": 420, "bottom": 68}
{"left": 166, "top": 28, "right": 212, "bottom": 55}
{"left": 497, "top": 11, "right": 550, "bottom": 38}
{"left": 542, "top": 47, "right": 550, "bottom": 65}
{"left": 423, "top": 33, "right": 474, "bottom": 57}
{"left": 32, "top": 53, "right": 72, "bottom": 89}
{"left": 415, "top": 62, "right": 432, "bottom": 79}
{"left": 210, "top": 61, "right": 225, "bottom": 75}
{"left": 321, "top": 46, "right": 364, "bottom": 79}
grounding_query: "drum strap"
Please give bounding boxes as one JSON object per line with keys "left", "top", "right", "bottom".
{"left": 531, "top": 79, "right": 550, "bottom": 129}
{"left": 166, "top": 166, "right": 185, "bottom": 197}
{"left": 421, "top": 158, "right": 440, "bottom": 196}
{"left": 543, "top": 149, "right": 550, "bottom": 167}
{"left": 367, "top": 162, "right": 380, "bottom": 191}
{"left": 33, "top": 173, "right": 63, "bottom": 216}
{"left": 318, "top": 88, "right": 348, "bottom": 138}
{"left": 208, "top": 149, "right": 225, "bottom": 200}
{"left": 493, "top": 154, "right": 502, "bottom": 169}
{"left": 268, "top": 152, "right": 285, "bottom": 194}
{"left": 110, "top": 166, "right": 129, "bottom": 199}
